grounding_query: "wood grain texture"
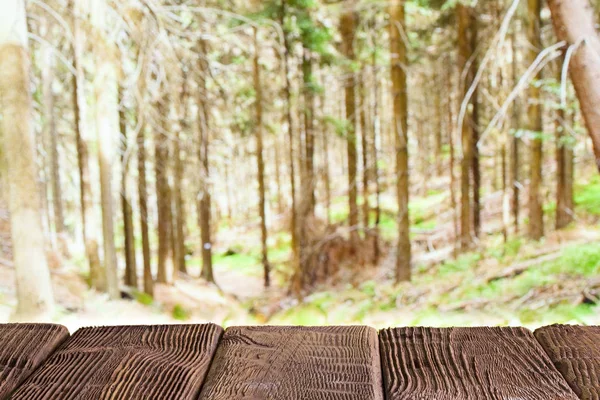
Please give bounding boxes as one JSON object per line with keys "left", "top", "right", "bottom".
{"left": 11, "top": 323, "right": 222, "bottom": 400}
{"left": 198, "top": 325, "right": 384, "bottom": 400}
{"left": 380, "top": 327, "right": 578, "bottom": 400}
{"left": 535, "top": 325, "right": 600, "bottom": 400}
{"left": 0, "top": 324, "right": 68, "bottom": 399}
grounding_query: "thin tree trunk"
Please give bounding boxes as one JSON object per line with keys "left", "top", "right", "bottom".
{"left": 173, "top": 78, "right": 187, "bottom": 274}
{"left": 302, "top": 45, "right": 316, "bottom": 214}
{"left": 196, "top": 41, "right": 214, "bottom": 283}
{"left": 341, "top": 2, "right": 360, "bottom": 245}
{"left": 274, "top": 136, "right": 284, "bottom": 216}
{"left": 280, "top": 0, "right": 300, "bottom": 292}
{"left": 527, "top": 0, "right": 544, "bottom": 239}
{"left": 119, "top": 83, "right": 137, "bottom": 288}
{"left": 41, "top": 45, "right": 65, "bottom": 236}
{"left": 254, "top": 28, "right": 270, "bottom": 288}
{"left": 360, "top": 70, "right": 370, "bottom": 233}
{"left": 434, "top": 70, "right": 443, "bottom": 176}
{"left": 0, "top": 0, "right": 55, "bottom": 320}
{"left": 510, "top": 27, "right": 521, "bottom": 233}
{"left": 458, "top": 4, "right": 474, "bottom": 250}
{"left": 548, "top": 0, "right": 600, "bottom": 172}
{"left": 390, "top": 0, "right": 411, "bottom": 282}
{"left": 92, "top": 0, "right": 119, "bottom": 299}
{"left": 155, "top": 97, "right": 172, "bottom": 284}
{"left": 137, "top": 121, "right": 153, "bottom": 296}
{"left": 446, "top": 56, "right": 459, "bottom": 250}
{"left": 72, "top": 0, "right": 103, "bottom": 291}
{"left": 470, "top": 11, "right": 481, "bottom": 238}
{"left": 372, "top": 25, "right": 381, "bottom": 264}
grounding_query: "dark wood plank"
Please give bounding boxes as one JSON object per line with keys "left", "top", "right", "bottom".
{"left": 11, "top": 323, "right": 222, "bottom": 399}
{"left": 198, "top": 325, "right": 383, "bottom": 400}
{"left": 0, "top": 324, "right": 68, "bottom": 399}
{"left": 535, "top": 324, "right": 600, "bottom": 400}
{"left": 380, "top": 327, "right": 578, "bottom": 400}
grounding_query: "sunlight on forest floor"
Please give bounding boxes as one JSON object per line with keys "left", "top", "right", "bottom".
{"left": 1, "top": 177, "right": 599, "bottom": 332}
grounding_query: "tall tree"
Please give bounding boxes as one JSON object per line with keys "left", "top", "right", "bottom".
{"left": 197, "top": 39, "right": 214, "bottom": 283}
{"left": 41, "top": 43, "right": 65, "bottom": 236}
{"left": 173, "top": 76, "right": 187, "bottom": 275}
{"left": 390, "top": 0, "right": 411, "bottom": 282}
{"left": 527, "top": 0, "right": 544, "bottom": 239}
{"left": 470, "top": 10, "right": 481, "bottom": 238}
{"left": 254, "top": 28, "right": 270, "bottom": 288}
{"left": 0, "top": 0, "right": 55, "bottom": 320}
{"left": 155, "top": 95, "right": 173, "bottom": 284}
{"left": 91, "top": 0, "right": 119, "bottom": 299}
{"left": 341, "top": 1, "right": 360, "bottom": 244}
{"left": 119, "top": 82, "right": 138, "bottom": 288}
{"left": 510, "top": 27, "right": 521, "bottom": 232}
{"left": 71, "top": 0, "right": 103, "bottom": 290}
{"left": 457, "top": 4, "right": 474, "bottom": 250}
{"left": 548, "top": 0, "right": 600, "bottom": 173}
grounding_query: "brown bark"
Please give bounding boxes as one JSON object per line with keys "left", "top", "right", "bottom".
{"left": 457, "top": 4, "right": 473, "bottom": 250}
{"left": 155, "top": 97, "right": 172, "bottom": 284}
{"left": 360, "top": 70, "right": 370, "bottom": 232}
{"left": 446, "top": 56, "right": 459, "bottom": 251}
{"left": 434, "top": 70, "right": 443, "bottom": 176}
{"left": 254, "top": 28, "right": 270, "bottom": 288}
{"left": 302, "top": 46, "right": 316, "bottom": 215}
{"left": 197, "top": 40, "right": 213, "bottom": 283}
{"left": 372, "top": 24, "right": 381, "bottom": 264}
{"left": 280, "top": 0, "right": 300, "bottom": 291}
{"left": 341, "top": 2, "right": 360, "bottom": 245}
{"left": 390, "top": 0, "right": 411, "bottom": 282}
{"left": 119, "top": 83, "right": 138, "bottom": 288}
{"left": 527, "top": 0, "right": 544, "bottom": 240}
{"left": 173, "top": 79, "right": 187, "bottom": 275}
{"left": 548, "top": 0, "right": 600, "bottom": 172}
{"left": 510, "top": 28, "right": 521, "bottom": 233}
{"left": 470, "top": 11, "right": 481, "bottom": 238}
{"left": 555, "top": 55, "right": 575, "bottom": 229}
{"left": 71, "top": 0, "right": 103, "bottom": 291}
{"left": 137, "top": 121, "right": 153, "bottom": 296}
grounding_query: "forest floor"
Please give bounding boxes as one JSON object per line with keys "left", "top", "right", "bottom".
{"left": 0, "top": 175, "right": 599, "bottom": 332}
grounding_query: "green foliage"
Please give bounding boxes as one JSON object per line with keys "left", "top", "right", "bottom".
{"left": 172, "top": 304, "right": 191, "bottom": 321}
{"left": 575, "top": 176, "right": 600, "bottom": 216}
{"left": 135, "top": 291, "right": 154, "bottom": 306}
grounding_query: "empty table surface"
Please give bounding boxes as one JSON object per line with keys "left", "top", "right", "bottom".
{"left": 379, "top": 327, "right": 578, "bottom": 400}
{"left": 536, "top": 325, "right": 600, "bottom": 400}
{"left": 0, "top": 324, "right": 68, "bottom": 399}
{"left": 10, "top": 323, "right": 222, "bottom": 400}
{"left": 198, "top": 325, "right": 384, "bottom": 400}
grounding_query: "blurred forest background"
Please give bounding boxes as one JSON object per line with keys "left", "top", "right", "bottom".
{"left": 0, "top": 0, "right": 599, "bottom": 330}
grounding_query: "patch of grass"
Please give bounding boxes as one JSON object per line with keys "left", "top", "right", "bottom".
{"left": 134, "top": 291, "right": 154, "bottom": 306}
{"left": 575, "top": 176, "right": 600, "bottom": 216}
{"left": 172, "top": 304, "right": 191, "bottom": 320}
{"left": 438, "top": 252, "right": 481, "bottom": 277}
{"left": 213, "top": 252, "right": 261, "bottom": 277}
{"left": 545, "top": 243, "right": 600, "bottom": 276}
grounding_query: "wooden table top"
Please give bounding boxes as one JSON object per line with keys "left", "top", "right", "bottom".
{"left": 0, "top": 323, "right": 597, "bottom": 399}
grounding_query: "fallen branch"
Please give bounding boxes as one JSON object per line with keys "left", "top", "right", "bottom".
{"left": 486, "top": 252, "right": 562, "bottom": 283}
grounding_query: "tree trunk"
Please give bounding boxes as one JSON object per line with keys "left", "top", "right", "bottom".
{"left": 72, "top": 0, "right": 103, "bottom": 291}
{"left": 92, "top": 0, "right": 119, "bottom": 299}
{"left": 119, "top": 83, "right": 137, "bottom": 289}
{"left": 548, "top": 0, "right": 600, "bottom": 172}
{"left": 41, "top": 45, "right": 65, "bottom": 236}
{"left": 302, "top": 46, "right": 316, "bottom": 215}
{"left": 137, "top": 120, "right": 153, "bottom": 296}
{"left": 446, "top": 56, "right": 459, "bottom": 250}
{"left": 254, "top": 28, "right": 270, "bottom": 288}
{"left": 341, "top": 2, "right": 360, "bottom": 245}
{"left": 510, "top": 27, "right": 521, "bottom": 233}
{"left": 555, "top": 55, "right": 575, "bottom": 229}
{"left": 458, "top": 4, "right": 473, "bottom": 250}
{"left": 0, "top": 0, "right": 55, "bottom": 320}
{"left": 173, "top": 78, "right": 187, "bottom": 275}
{"left": 360, "top": 70, "right": 370, "bottom": 233}
{"left": 280, "top": 0, "right": 300, "bottom": 292}
{"left": 155, "top": 97, "right": 172, "bottom": 284}
{"left": 434, "top": 70, "right": 444, "bottom": 176}
{"left": 527, "top": 0, "right": 544, "bottom": 240}
{"left": 390, "top": 0, "right": 411, "bottom": 282}
{"left": 470, "top": 11, "right": 481, "bottom": 238}
{"left": 372, "top": 23, "right": 381, "bottom": 264}
{"left": 197, "top": 40, "right": 214, "bottom": 283}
